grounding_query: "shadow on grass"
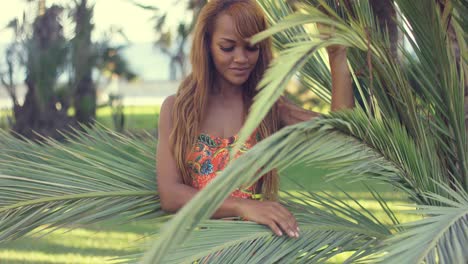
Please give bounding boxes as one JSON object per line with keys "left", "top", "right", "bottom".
{"left": 281, "top": 164, "right": 407, "bottom": 200}
{"left": 0, "top": 221, "right": 156, "bottom": 264}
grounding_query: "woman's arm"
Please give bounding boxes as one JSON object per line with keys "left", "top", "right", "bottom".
{"left": 156, "top": 95, "right": 299, "bottom": 237}
{"left": 328, "top": 47, "right": 354, "bottom": 111}
{"left": 278, "top": 47, "right": 354, "bottom": 127}
{"left": 277, "top": 96, "right": 320, "bottom": 127}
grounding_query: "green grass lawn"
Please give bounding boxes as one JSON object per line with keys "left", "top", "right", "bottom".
{"left": 0, "top": 106, "right": 160, "bottom": 132}
{"left": 95, "top": 106, "right": 160, "bottom": 133}
{"left": 0, "top": 105, "right": 414, "bottom": 263}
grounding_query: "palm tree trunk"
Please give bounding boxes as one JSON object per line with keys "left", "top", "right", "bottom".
{"left": 73, "top": 0, "right": 96, "bottom": 125}
{"left": 370, "top": 0, "right": 399, "bottom": 59}
{"left": 12, "top": 5, "right": 72, "bottom": 140}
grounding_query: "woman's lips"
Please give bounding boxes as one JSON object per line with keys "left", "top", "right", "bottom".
{"left": 230, "top": 67, "right": 250, "bottom": 75}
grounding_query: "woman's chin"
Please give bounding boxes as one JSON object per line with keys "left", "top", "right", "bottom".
{"left": 226, "top": 76, "right": 250, "bottom": 86}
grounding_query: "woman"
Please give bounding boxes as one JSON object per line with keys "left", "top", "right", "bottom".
{"left": 156, "top": 0, "right": 353, "bottom": 239}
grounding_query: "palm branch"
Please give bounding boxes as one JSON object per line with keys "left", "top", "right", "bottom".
{"left": 140, "top": 0, "right": 467, "bottom": 263}
{"left": 0, "top": 125, "right": 163, "bottom": 242}
{"left": 0, "top": 0, "right": 467, "bottom": 263}
{"left": 130, "top": 187, "right": 394, "bottom": 263}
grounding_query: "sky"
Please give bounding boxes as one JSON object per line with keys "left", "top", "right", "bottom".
{"left": 0, "top": 0, "right": 187, "bottom": 44}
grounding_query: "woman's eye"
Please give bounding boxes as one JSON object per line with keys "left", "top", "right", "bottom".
{"left": 220, "top": 46, "right": 234, "bottom": 52}
{"left": 246, "top": 45, "right": 259, "bottom": 52}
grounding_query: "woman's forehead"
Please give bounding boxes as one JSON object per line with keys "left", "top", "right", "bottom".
{"left": 212, "top": 14, "right": 251, "bottom": 43}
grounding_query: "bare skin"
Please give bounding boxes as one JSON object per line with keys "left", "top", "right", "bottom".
{"left": 156, "top": 14, "right": 353, "bottom": 239}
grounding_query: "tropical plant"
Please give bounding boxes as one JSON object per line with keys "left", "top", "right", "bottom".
{"left": 140, "top": 0, "right": 468, "bottom": 263}
{"left": 0, "top": 125, "right": 162, "bottom": 243}
{"left": 0, "top": 0, "right": 467, "bottom": 263}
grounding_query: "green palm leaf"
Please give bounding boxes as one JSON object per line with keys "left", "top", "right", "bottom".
{"left": 141, "top": 0, "right": 467, "bottom": 263}
{"left": 140, "top": 117, "right": 402, "bottom": 263}
{"left": 1, "top": 0, "right": 466, "bottom": 263}
{"left": 243, "top": 0, "right": 467, "bottom": 191}
{"left": 0, "top": 126, "right": 162, "bottom": 242}
{"left": 378, "top": 183, "right": 468, "bottom": 264}
{"left": 323, "top": 110, "right": 447, "bottom": 204}
{"left": 126, "top": 183, "right": 393, "bottom": 263}
{"left": 257, "top": 0, "right": 334, "bottom": 102}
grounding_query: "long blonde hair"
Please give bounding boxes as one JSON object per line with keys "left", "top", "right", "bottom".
{"left": 169, "top": 0, "right": 281, "bottom": 201}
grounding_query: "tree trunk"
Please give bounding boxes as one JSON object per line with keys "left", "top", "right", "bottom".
{"left": 73, "top": 0, "right": 96, "bottom": 125}
{"left": 13, "top": 77, "right": 72, "bottom": 140}
{"left": 370, "top": 0, "right": 399, "bottom": 59}
{"left": 12, "top": 4, "right": 73, "bottom": 140}
{"left": 74, "top": 75, "right": 96, "bottom": 125}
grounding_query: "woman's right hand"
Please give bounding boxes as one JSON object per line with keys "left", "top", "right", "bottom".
{"left": 236, "top": 199, "right": 299, "bottom": 238}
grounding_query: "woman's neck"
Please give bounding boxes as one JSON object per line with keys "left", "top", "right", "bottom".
{"left": 212, "top": 77, "right": 243, "bottom": 98}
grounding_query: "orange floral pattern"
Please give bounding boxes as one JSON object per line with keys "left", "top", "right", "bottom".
{"left": 186, "top": 129, "right": 261, "bottom": 199}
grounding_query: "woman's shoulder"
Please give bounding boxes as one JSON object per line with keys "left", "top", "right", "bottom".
{"left": 160, "top": 94, "right": 177, "bottom": 115}
{"left": 159, "top": 94, "right": 177, "bottom": 130}
{"left": 162, "top": 94, "right": 177, "bottom": 108}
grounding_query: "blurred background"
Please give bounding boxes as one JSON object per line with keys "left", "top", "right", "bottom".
{"left": 0, "top": 0, "right": 195, "bottom": 137}
{"left": 0, "top": 0, "right": 322, "bottom": 139}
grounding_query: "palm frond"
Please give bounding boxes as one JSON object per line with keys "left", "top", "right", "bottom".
{"left": 0, "top": 125, "right": 162, "bottom": 242}
{"left": 258, "top": 0, "right": 375, "bottom": 108}
{"left": 127, "top": 0, "right": 159, "bottom": 11}
{"left": 244, "top": 0, "right": 466, "bottom": 193}
{"left": 377, "top": 182, "right": 468, "bottom": 264}
{"left": 140, "top": 117, "right": 402, "bottom": 263}
{"left": 234, "top": 1, "right": 383, "bottom": 159}
{"left": 141, "top": 1, "right": 468, "bottom": 262}
{"left": 323, "top": 109, "right": 447, "bottom": 204}
{"left": 127, "top": 183, "right": 393, "bottom": 264}
{"left": 395, "top": 0, "right": 467, "bottom": 190}
{"left": 1, "top": 1, "right": 466, "bottom": 263}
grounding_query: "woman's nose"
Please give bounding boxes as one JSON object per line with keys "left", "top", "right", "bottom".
{"left": 233, "top": 49, "right": 248, "bottom": 63}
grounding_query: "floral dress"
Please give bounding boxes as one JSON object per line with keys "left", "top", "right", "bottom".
{"left": 186, "top": 129, "right": 262, "bottom": 200}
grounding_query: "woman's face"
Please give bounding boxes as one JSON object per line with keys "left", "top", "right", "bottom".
{"left": 210, "top": 13, "right": 260, "bottom": 88}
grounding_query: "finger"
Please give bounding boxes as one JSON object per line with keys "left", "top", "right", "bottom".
{"left": 265, "top": 220, "right": 283, "bottom": 237}
{"left": 272, "top": 214, "right": 297, "bottom": 238}
{"left": 274, "top": 205, "right": 299, "bottom": 237}
{"left": 280, "top": 207, "right": 298, "bottom": 232}
{"left": 280, "top": 213, "right": 297, "bottom": 237}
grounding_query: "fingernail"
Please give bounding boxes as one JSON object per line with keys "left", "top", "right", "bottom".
{"left": 278, "top": 231, "right": 283, "bottom": 236}
{"left": 295, "top": 232, "right": 299, "bottom": 238}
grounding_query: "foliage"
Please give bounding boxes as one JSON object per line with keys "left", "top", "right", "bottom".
{"left": 131, "top": 0, "right": 207, "bottom": 80}
{"left": 0, "top": 1, "right": 137, "bottom": 137}
{"left": 0, "top": 0, "right": 467, "bottom": 263}
{"left": 140, "top": 0, "right": 468, "bottom": 263}
{"left": 0, "top": 125, "right": 162, "bottom": 242}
